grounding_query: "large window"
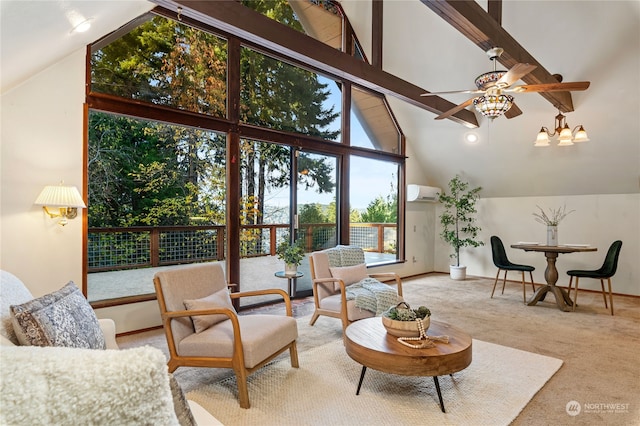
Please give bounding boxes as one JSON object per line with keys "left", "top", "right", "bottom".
{"left": 91, "top": 15, "right": 227, "bottom": 118}
{"left": 240, "top": 49, "right": 342, "bottom": 139}
{"left": 86, "top": 2, "right": 404, "bottom": 305}
{"left": 86, "top": 112, "right": 226, "bottom": 302}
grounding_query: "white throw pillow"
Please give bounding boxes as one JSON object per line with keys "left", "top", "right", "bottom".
{"left": 330, "top": 263, "right": 368, "bottom": 286}
{"left": 184, "top": 289, "right": 236, "bottom": 333}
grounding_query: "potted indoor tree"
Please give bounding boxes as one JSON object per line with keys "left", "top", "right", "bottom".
{"left": 438, "top": 175, "right": 484, "bottom": 280}
{"left": 276, "top": 240, "right": 305, "bottom": 275}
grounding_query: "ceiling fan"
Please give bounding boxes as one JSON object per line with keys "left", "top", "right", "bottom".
{"left": 421, "top": 47, "right": 590, "bottom": 121}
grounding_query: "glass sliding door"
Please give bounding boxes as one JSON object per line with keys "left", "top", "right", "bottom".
{"left": 238, "top": 139, "right": 292, "bottom": 307}
{"left": 294, "top": 150, "right": 338, "bottom": 297}
{"left": 236, "top": 144, "right": 337, "bottom": 303}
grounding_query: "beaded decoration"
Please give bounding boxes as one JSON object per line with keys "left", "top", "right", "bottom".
{"left": 397, "top": 318, "right": 450, "bottom": 349}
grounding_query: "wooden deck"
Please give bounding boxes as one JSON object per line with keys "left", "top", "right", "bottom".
{"left": 87, "top": 252, "right": 395, "bottom": 306}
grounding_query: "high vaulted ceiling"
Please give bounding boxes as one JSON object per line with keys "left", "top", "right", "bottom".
{"left": 340, "top": 0, "right": 639, "bottom": 197}
{"left": 1, "top": 1, "right": 638, "bottom": 197}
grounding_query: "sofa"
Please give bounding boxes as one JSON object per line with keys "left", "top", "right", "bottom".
{"left": 0, "top": 270, "right": 222, "bottom": 425}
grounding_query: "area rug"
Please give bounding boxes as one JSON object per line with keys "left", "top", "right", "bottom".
{"left": 187, "top": 338, "right": 563, "bottom": 426}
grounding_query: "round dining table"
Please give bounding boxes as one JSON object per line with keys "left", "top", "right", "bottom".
{"left": 510, "top": 243, "right": 597, "bottom": 311}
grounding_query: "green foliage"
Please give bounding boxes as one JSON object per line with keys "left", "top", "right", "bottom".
{"left": 88, "top": 112, "right": 226, "bottom": 227}
{"left": 299, "top": 203, "right": 328, "bottom": 224}
{"left": 276, "top": 240, "right": 305, "bottom": 266}
{"left": 383, "top": 303, "right": 431, "bottom": 321}
{"left": 89, "top": 3, "right": 338, "bottom": 229}
{"left": 439, "top": 175, "right": 484, "bottom": 267}
{"left": 361, "top": 196, "right": 396, "bottom": 223}
{"left": 359, "top": 181, "right": 398, "bottom": 223}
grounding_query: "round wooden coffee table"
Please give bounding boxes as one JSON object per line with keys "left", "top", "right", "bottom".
{"left": 344, "top": 317, "right": 472, "bottom": 413}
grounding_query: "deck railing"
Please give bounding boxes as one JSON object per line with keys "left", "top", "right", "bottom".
{"left": 88, "top": 223, "right": 397, "bottom": 273}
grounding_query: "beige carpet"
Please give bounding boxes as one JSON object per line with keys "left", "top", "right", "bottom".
{"left": 118, "top": 274, "right": 640, "bottom": 425}
{"left": 186, "top": 337, "right": 562, "bottom": 426}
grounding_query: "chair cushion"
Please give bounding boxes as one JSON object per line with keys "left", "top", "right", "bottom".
{"left": 330, "top": 264, "right": 368, "bottom": 286}
{"left": 178, "top": 314, "right": 298, "bottom": 369}
{"left": 184, "top": 288, "right": 236, "bottom": 333}
{"left": 567, "top": 269, "right": 610, "bottom": 278}
{"left": 319, "top": 295, "right": 374, "bottom": 322}
{"left": 154, "top": 263, "right": 229, "bottom": 347}
{"left": 10, "top": 282, "right": 105, "bottom": 349}
{"left": 499, "top": 263, "right": 535, "bottom": 272}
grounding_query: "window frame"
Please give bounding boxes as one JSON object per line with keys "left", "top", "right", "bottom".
{"left": 84, "top": 7, "right": 406, "bottom": 307}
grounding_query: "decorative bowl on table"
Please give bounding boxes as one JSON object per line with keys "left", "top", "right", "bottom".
{"left": 381, "top": 302, "right": 431, "bottom": 337}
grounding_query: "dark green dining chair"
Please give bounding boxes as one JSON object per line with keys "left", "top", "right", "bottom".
{"left": 490, "top": 236, "right": 536, "bottom": 304}
{"left": 567, "top": 240, "right": 622, "bottom": 315}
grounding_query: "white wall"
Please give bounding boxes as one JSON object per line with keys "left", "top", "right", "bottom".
{"left": 434, "top": 194, "right": 640, "bottom": 296}
{"left": 1, "top": 49, "right": 86, "bottom": 297}
{"left": 2, "top": 48, "right": 638, "bottom": 334}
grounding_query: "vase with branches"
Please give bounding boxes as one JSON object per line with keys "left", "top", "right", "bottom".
{"left": 438, "top": 175, "right": 484, "bottom": 280}
{"left": 533, "top": 205, "right": 574, "bottom": 246}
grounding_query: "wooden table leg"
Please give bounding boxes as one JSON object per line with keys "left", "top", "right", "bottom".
{"left": 527, "top": 251, "right": 572, "bottom": 312}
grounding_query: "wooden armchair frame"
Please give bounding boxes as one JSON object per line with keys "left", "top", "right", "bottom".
{"left": 308, "top": 254, "right": 402, "bottom": 332}
{"left": 154, "top": 274, "right": 298, "bottom": 409}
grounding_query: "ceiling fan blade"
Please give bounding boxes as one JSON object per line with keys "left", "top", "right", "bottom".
{"left": 509, "top": 81, "right": 591, "bottom": 93}
{"left": 435, "top": 98, "right": 475, "bottom": 120}
{"left": 421, "top": 89, "right": 484, "bottom": 97}
{"left": 496, "top": 63, "right": 537, "bottom": 88}
{"left": 504, "top": 102, "right": 523, "bottom": 119}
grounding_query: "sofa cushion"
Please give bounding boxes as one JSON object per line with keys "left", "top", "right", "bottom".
{"left": 1, "top": 270, "right": 34, "bottom": 345}
{"left": 0, "top": 334, "right": 15, "bottom": 346}
{"left": 169, "top": 374, "right": 197, "bottom": 426}
{"left": 184, "top": 288, "right": 236, "bottom": 333}
{"left": 10, "top": 281, "right": 105, "bottom": 349}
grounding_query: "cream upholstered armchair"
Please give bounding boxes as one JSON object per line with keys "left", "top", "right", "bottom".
{"left": 308, "top": 245, "right": 403, "bottom": 332}
{"left": 153, "top": 263, "right": 299, "bottom": 409}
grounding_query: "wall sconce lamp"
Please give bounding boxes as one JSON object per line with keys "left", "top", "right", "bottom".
{"left": 534, "top": 111, "right": 589, "bottom": 147}
{"left": 34, "top": 183, "right": 86, "bottom": 226}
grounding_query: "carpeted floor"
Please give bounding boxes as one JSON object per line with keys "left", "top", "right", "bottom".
{"left": 118, "top": 273, "right": 640, "bottom": 425}
{"left": 187, "top": 338, "right": 561, "bottom": 426}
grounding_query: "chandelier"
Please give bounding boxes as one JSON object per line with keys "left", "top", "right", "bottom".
{"left": 534, "top": 111, "right": 589, "bottom": 147}
{"left": 473, "top": 92, "right": 514, "bottom": 119}
{"left": 472, "top": 69, "right": 514, "bottom": 119}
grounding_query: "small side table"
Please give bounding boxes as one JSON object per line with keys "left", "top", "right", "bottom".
{"left": 274, "top": 270, "right": 303, "bottom": 298}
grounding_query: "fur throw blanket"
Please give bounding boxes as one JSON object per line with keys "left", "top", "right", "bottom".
{"left": 0, "top": 345, "right": 180, "bottom": 425}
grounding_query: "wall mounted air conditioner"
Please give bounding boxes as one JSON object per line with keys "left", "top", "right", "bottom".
{"left": 407, "top": 184, "right": 441, "bottom": 202}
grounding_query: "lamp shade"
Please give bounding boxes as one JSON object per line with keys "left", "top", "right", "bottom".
{"left": 473, "top": 94, "right": 514, "bottom": 119}
{"left": 34, "top": 185, "right": 86, "bottom": 208}
{"left": 534, "top": 129, "right": 551, "bottom": 147}
{"left": 557, "top": 125, "right": 574, "bottom": 146}
{"left": 573, "top": 126, "right": 590, "bottom": 142}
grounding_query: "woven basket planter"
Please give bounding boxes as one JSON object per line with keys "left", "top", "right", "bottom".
{"left": 382, "top": 316, "right": 430, "bottom": 337}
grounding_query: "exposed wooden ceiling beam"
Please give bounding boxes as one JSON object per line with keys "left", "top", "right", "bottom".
{"left": 150, "top": 0, "right": 478, "bottom": 127}
{"left": 372, "top": 0, "right": 383, "bottom": 69}
{"left": 421, "top": 0, "right": 576, "bottom": 112}
{"left": 487, "top": 0, "right": 502, "bottom": 26}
